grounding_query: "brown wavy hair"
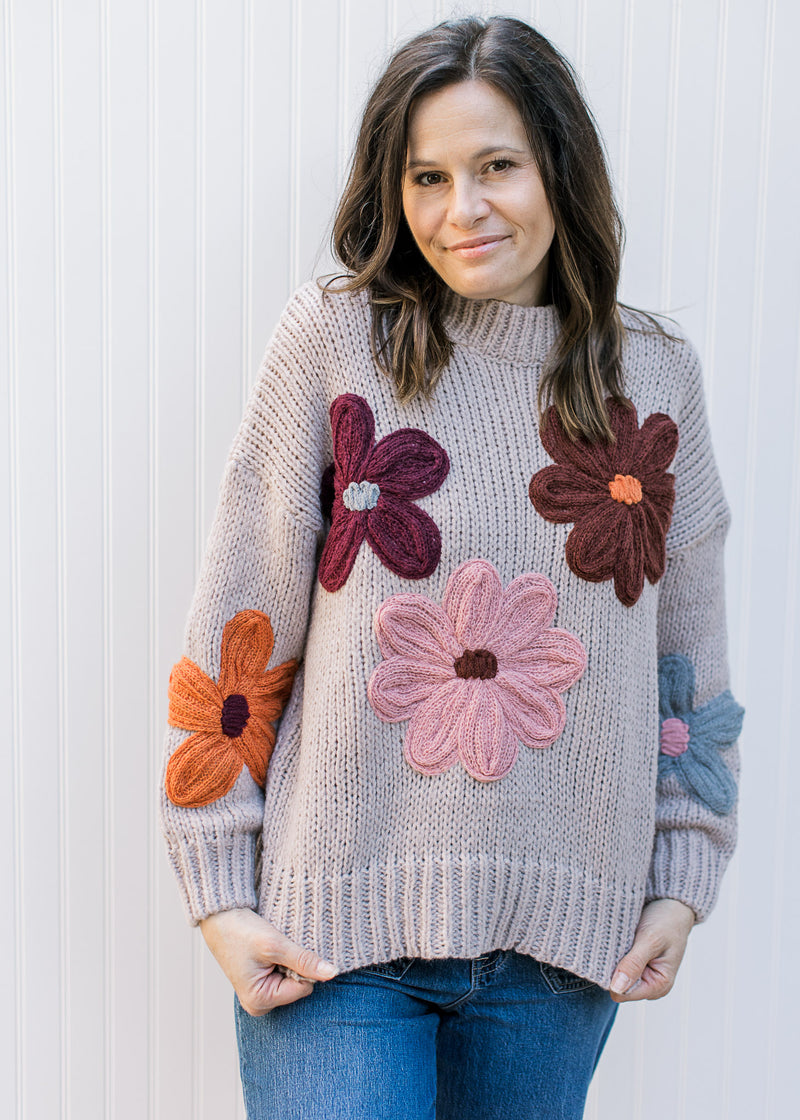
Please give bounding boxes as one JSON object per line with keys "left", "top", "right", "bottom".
{"left": 322, "top": 14, "right": 681, "bottom": 444}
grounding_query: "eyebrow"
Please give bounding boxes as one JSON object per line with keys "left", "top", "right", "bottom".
{"left": 404, "top": 146, "right": 528, "bottom": 171}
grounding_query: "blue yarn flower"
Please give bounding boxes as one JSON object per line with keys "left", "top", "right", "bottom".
{"left": 657, "top": 653, "right": 744, "bottom": 815}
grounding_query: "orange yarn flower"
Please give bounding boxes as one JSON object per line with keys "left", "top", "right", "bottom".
{"left": 165, "top": 610, "right": 298, "bottom": 808}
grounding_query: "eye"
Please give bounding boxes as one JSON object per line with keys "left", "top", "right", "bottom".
{"left": 415, "top": 171, "right": 444, "bottom": 187}
{"left": 487, "top": 159, "right": 514, "bottom": 173}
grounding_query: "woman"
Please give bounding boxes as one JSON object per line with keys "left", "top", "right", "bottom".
{"left": 160, "top": 15, "right": 744, "bottom": 1119}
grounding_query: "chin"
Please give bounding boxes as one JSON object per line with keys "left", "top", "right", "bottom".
{"left": 442, "top": 274, "right": 507, "bottom": 302}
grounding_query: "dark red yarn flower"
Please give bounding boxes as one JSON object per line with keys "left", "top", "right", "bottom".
{"left": 528, "top": 397, "right": 679, "bottom": 607}
{"left": 318, "top": 394, "right": 450, "bottom": 592}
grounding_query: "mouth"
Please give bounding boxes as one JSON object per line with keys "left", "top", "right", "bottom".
{"left": 447, "top": 235, "right": 509, "bottom": 259}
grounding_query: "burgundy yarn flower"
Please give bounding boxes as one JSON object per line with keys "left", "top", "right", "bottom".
{"left": 528, "top": 398, "right": 679, "bottom": 606}
{"left": 318, "top": 394, "right": 450, "bottom": 592}
{"left": 368, "top": 559, "right": 587, "bottom": 782}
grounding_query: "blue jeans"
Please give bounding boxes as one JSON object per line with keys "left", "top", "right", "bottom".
{"left": 235, "top": 950, "right": 618, "bottom": 1119}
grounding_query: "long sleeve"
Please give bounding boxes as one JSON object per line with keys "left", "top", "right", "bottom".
{"left": 645, "top": 337, "right": 743, "bottom": 923}
{"left": 158, "top": 285, "right": 329, "bottom": 925}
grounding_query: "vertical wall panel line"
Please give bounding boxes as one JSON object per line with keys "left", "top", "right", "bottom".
{"left": 659, "top": 0, "right": 681, "bottom": 310}
{"left": 51, "top": 0, "right": 68, "bottom": 1114}
{"left": 3, "top": 0, "right": 23, "bottom": 1115}
{"left": 147, "top": 0, "right": 159, "bottom": 1115}
{"left": 99, "top": 0, "right": 114, "bottom": 1115}
{"left": 575, "top": 0, "right": 587, "bottom": 75}
{"left": 766, "top": 305, "right": 800, "bottom": 1120}
{"left": 726, "top": 0, "right": 775, "bottom": 1108}
{"left": 241, "top": 0, "right": 253, "bottom": 405}
{"left": 336, "top": 0, "right": 350, "bottom": 194}
{"left": 289, "top": 0, "right": 301, "bottom": 292}
{"left": 191, "top": 0, "right": 207, "bottom": 1114}
{"left": 704, "top": 0, "right": 729, "bottom": 414}
{"left": 617, "top": 0, "right": 635, "bottom": 223}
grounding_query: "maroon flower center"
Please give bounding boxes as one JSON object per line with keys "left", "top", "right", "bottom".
{"left": 454, "top": 648, "right": 498, "bottom": 680}
{"left": 608, "top": 474, "right": 643, "bottom": 505}
{"left": 221, "top": 693, "right": 250, "bottom": 737}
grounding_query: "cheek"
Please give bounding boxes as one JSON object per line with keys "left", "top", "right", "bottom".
{"left": 403, "top": 197, "right": 438, "bottom": 249}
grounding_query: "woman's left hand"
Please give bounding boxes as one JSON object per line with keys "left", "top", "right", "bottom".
{"left": 609, "top": 898, "right": 696, "bottom": 1002}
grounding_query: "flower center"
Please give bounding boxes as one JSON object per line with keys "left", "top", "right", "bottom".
{"left": 342, "top": 480, "right": 380, "bottom": 511}
{"left": 454, "top": 648, "right": 498, "bottom": 680}
{"left": 660, "top": 717, "right": 690, "bottom": 757}
{"left": 221, "top": 693, "right": 250, "bottom": 738}
{"left": 608, "top": 474, "right": 643, "bottom": 505}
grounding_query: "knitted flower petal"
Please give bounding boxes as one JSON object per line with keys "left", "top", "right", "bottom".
{"left": 366, "top": 429, "right": 450, "bottom": 500}
{"left": 564, "top": 504, "right": 627, "bottom": 583}
{"left": 529, "top": 464, "right": 610, "bottom": 524}
{"left": 488, "top": 572, "right": 558, "bottom": 658}
{"left": 168, "top": 656, "right": 223, "bottom": 732}
{"left": 671, "top": 742, "right": 738, "bottom": 816}
{"left": 689, "top": 690, "right": 745, "bottom": 747}
{"left": 456, "top": 681, "right": 519, "bottom": 781}
{"left": 640, "top": 500, "right": 669, "bottom": 585}
{"left": 218, "top": 610, "right": 275, "bottom": 694}
{"left": 366, "top": 494, "right": 443, "bottom": 581}
{"left": 604, "top": 399, "right": 641, "bottom": 472}
{"left": 404, "top": 680, "right": 463, "bottom": 775}
{"left": 330, "top": 393, "right": 375, "bottom": 480}
{"left": 164, "top": 730, "right": 243, "bottom": 808}
{"left": 629, "top": 411, "right": 679, "bottom": 477}
{"left": 368, "top": 656, "right": 455, "bottom": 721}
{"left": 612, "top": 509, "right": 646, "bottom": 607}
{"left": 539, "top": 405, "right": 616, "bottom": 476}
{"left": 373, "top": 593, "right": 460, "bottom": 662}
{"left": 658, "top": 653, "right": 696, "bottom": 718}
{"left": 443, "top": 559, "right": 504, "bottom": 648}
{"left": 236, "top": 717, "right": 277, "bottom": 788}
{"left": 245, "top": 659, "right": 300, "bottom": 711}
{"left": 318, "top": 502, "right": 368, "bottom": 592}
{"left": 495, "top": 670, "right": 567, "bottom": 748}
{"left": 499, "top": 629, "right": 587, "bottom": 689}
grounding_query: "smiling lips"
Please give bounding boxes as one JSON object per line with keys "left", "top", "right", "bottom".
{"left": 447, "top": 235, "right": 509, "bottom": 258}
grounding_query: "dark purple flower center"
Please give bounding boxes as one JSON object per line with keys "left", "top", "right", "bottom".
{"left": 454, "top": 648, "right": 498, "bottom": 680}
{"left": 221, "top": 693, "right": 250, "bottom": 737}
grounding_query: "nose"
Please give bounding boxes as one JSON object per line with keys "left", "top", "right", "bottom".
{"left": 447, "top": 174, "right": 491, "bottom": 229}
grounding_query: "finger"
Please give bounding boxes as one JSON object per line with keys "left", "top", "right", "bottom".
{"left": 239, "top": 969, "right": 317, "bottom": 1017}
{"left": 269, "top": 936, "right": 338, "bottom": 982}
{"left": 610, "top": 958, "right": 676, "bottom": 1003}
{"left": 610, "top": 931, "right": 666, "bottom": 994}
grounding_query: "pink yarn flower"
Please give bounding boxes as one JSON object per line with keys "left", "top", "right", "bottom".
{"left": 367, "top": 559, "right": 587, "bottom": 782}
{"left": 318, "top": 394, "right": 450, "bottom": 592}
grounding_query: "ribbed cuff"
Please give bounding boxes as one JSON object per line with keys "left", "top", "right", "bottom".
{"left": 644, "top": 828, "right": 729, "bottom": 924}
{"left": 165, "top": 821, "right": 258, "bottom": 926}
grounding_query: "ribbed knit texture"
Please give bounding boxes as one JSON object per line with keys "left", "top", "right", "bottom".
{"left": 158, "top": 280, "right": 739, "bottom": 991}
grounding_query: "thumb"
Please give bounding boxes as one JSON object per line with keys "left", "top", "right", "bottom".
{"left": 272, "top": 936, "right": 338, "bottom": 982}
{"left": 610, "top": 941, "right": 655, "bottom": 994}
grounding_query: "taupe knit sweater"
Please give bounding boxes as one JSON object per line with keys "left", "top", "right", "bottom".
{"left": 159, "top": 280, "right": 742, "bottom": 990}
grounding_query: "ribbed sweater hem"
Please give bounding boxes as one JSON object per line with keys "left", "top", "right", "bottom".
{"left": 258, "top": 854, "right": 645, "bottom": 992}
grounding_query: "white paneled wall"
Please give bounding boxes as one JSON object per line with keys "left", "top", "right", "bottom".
{"left": 2, "top": 0, "right": 798, "bottom": 1116}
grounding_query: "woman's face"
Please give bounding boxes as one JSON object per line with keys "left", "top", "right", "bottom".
{"left": 401, "top": 80, "right": 556, "bottom": 307}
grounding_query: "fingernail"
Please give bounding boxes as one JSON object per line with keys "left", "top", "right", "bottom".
{"left": 611, "top": 971, "right": 631, "bottom": 994}
{"left": 316, "top": 961, "right": 337, "bottom": 979}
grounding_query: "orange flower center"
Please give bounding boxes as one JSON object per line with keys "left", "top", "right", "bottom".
{"left": 608, "top": 474, "right": 643, "bottom": 505}
{"left": 220, "top": 693, "right": 250, "bottom": 737}
{"left": 454, "top": 648, "right": 498, "bottom": 680}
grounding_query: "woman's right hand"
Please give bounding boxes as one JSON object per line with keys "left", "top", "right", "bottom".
{"left": 198, "top": 907, "right": 338, "bottom": 1016}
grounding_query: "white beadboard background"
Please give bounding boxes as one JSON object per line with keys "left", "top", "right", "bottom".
{"left": 2, "top": 0, "right": 798, "bottom": 1117}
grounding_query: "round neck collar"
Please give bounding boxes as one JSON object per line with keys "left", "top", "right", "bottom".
{"left": 440, "top": 288, "right": 560, "bottom": 365}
